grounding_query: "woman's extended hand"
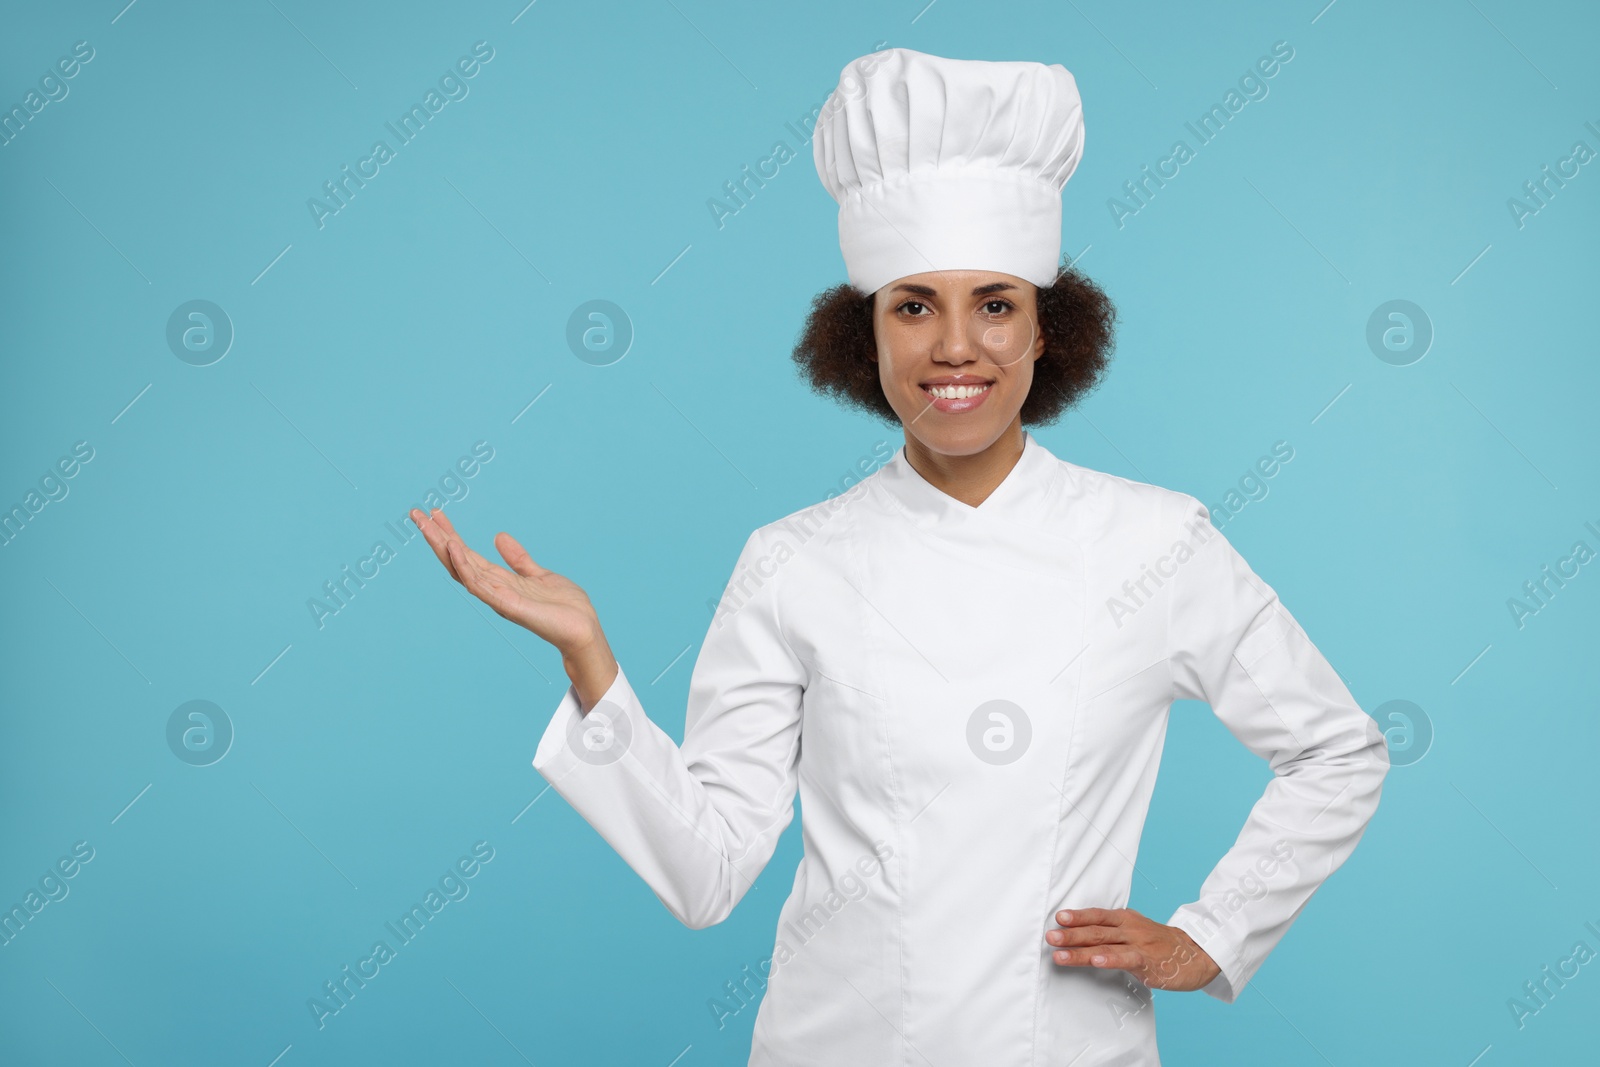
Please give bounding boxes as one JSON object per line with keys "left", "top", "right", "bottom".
{"left": 411, "top": 507, "right": 618, "bottom": 709}
{"left": 1046, "top": 907, "right": 1220, "bottom": 991}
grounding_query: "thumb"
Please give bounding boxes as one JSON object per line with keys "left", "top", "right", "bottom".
{"left": 495, "top": 531, "right": 547, "bottom": 578}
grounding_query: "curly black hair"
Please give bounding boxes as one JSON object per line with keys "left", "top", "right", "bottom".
{"left": 790, "top": 263, "right": 1117, "bottom": 426}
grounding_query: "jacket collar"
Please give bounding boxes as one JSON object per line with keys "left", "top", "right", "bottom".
{"left": 873, "top": 430, "right": 1060, "bottom": 529}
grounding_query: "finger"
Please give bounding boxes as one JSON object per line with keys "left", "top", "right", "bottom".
{"left": 411, "top": 506, "right": 439, "bottom": 548}
{"left": 1052, "top": 943, "right": 1137, "bottom": 968}
{"left": 439, "top": 524, "right": 510, "bottom": 580}
{"left": 412, "top": 508, "right": 462, "bottom": 582}
{"left": 1046, "top": 924, "right": 1122, "bottom": 948}
{"left": 457, "top": 540, "right": 527, "bottom": 613}
{"left": 1091, "top": 948, "right": 1144, "bottom": 971}
{"left": 494, "top": 531, "right": 548, "bottom": 578}
{"left": 431, "top": 507, "right": 463, "bottom": 541}
{"left": 449, "top": 537, "right": 497, "bottom": 588}
{"left": 422, "top": 507, "right": 472, "bottom": 562}
{"left": 449, "top": 540, "right": 506, "bottom": 610}
{"left": 1056, "top": 908, "right": 1125, "bottom": 928}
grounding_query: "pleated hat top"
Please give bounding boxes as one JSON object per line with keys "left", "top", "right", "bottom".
{"left": 811, "top": 47, "right": 1086, "bottom": 295}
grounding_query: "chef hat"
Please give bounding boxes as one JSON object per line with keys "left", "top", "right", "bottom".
{"left": 812, "top": 47, "right": 1085, "bottom": 295}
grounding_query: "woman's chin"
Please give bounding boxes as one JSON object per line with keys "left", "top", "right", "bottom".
{"left": 903, "top": 418, "right": 1013, "bottom": 459}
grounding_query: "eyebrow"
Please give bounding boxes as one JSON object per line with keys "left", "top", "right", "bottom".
{"left": 889, "top": 281, "right": 1018, "bottom": 297}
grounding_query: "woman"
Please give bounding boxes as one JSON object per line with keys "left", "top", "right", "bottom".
{"left": 412, "top": 47, "right": 1387, "bottom": 1066}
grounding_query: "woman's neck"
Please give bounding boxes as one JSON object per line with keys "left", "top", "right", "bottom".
{"left": 901, "top": 420, "right": 1027, "bottom": 508}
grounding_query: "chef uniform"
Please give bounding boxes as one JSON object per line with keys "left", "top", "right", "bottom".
{"left": 532, "top": 48, "right": 1388, "bottom": 1067}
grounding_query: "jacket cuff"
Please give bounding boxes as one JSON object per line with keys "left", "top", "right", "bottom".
{"left": 532, "top": 663, "right": 637, "bottom": 785}
{"left": 1164, "top": 905, "right": 1245, "bottom": 1003}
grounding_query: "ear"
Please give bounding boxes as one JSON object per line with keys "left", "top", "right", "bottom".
{"left": 1029, "top": 282, "right": 1047, "bottom": 362}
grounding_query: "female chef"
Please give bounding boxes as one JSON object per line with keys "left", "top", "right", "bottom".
{"left": 411, "top": 47, "right": 1388, "bottom": 1067}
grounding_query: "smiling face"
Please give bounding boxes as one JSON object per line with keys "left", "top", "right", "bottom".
{"left": 870, "top": 269, "right": 1046, "bottom": 457}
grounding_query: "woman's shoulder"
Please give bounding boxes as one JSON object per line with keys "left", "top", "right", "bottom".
{"left": 1047, "top": 455, "right": 1202, "bottom": 541}
{"left": 745, "top": 477, "right": 874, "bottom": 559}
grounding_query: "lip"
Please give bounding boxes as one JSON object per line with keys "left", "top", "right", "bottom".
{"left": 919, "top": 375, "right": 994, "bottom": 414}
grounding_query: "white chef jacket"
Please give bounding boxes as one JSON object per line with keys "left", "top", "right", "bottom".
{"left": 532, "top": 430, "right": 1388, "bottom": 1066}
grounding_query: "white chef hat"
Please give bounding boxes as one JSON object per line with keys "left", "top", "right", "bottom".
{"left": 812, "top": 47, "right": 1085, "bottom": 295}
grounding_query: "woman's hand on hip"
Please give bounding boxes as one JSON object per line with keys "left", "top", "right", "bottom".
{"left": 1046, "top": 907, "right": 1220, "bottom": 992}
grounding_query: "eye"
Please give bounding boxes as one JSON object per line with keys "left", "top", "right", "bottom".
{"left": 895, "top": 300, "right": 930, "bottom": 316}
{"left": 982, "top": 299, "right": 1015, "bottom": 316}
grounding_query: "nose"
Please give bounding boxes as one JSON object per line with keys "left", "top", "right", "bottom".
{"left": 932, "top": 307, "right": 974, "bottom": 364}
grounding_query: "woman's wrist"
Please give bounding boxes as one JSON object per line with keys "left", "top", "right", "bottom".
{"left": 562, "top": 631, "right": 618, "bottom": 713}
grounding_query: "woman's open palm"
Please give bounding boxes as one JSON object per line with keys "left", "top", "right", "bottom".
{"left": 411, "top": 507, "right": 598, "bottom": 654}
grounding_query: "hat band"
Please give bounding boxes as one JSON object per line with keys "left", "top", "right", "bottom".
{"left": 836, "top": 169, "right": 1063, "bottom": 295}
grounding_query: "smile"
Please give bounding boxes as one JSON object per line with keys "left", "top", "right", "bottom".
{"left": 924, "top": 383, "right": 991, "bottom": 399}
{"left": 919, "top": 380, "right": 994, "bottom": 413}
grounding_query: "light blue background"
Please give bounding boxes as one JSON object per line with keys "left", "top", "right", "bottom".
{"left": 2, "top": 1, "right": 1596, "bottom": 1064}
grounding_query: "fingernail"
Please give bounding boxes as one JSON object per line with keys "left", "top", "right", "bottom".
{"left": 1092, "top": 955, "right": 1105, "bottom": 966}
{"left": 1058, "top": 910, "right": 1071, "bottom": 921}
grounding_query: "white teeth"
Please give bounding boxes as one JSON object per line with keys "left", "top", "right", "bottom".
{"left": 926, "top": 383, "right": 990, "bottom": 400}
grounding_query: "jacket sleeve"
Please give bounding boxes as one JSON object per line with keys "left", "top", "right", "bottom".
{"left": 1160, "top": 494, "right": 1388, "bottom": 1002}
{"left": 531, "top": 527, "right": 807, "bottom": 930}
